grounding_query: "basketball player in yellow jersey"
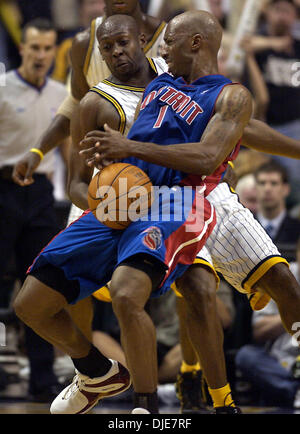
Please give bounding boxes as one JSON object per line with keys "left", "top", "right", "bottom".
{"left": 12, "top": 0, "right": 166, "bottom": 185}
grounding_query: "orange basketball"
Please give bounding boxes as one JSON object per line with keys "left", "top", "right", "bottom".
{"left": 88, "top": 163, "right": 153, "bottom": 230}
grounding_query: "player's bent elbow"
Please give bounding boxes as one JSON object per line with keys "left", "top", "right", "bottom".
{"left": 198, "top": 159, "right": 219, "bottom": 176}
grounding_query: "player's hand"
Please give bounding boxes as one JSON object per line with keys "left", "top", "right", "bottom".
{"left": 79, "top": 124, "right": 131, "bottom": 166}
{"left": 12, "top": 152, "right": 41, "bottom": 186}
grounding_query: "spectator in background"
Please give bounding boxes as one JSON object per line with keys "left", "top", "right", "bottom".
{"left": 0, "top": 0, "right": 22, "bottom": 69}
{"left": 52, "top": 0, "right": 105, "bottom": 85}
{"left": 254, "top": 0, "right": 300, "bottom": 205}
{"left": 0, "top": 18, "right": 68, "bottom": 402}
{"left": 235, "top": 238, "right": 300, "bottom": 409}
{"left": 235, "top": 174, "right": 258, "bottom": 214}
{"left": 17, "top": 0, "right": 52, "bottom": 24}
{"left": 254, "top": 161, "right": 300, "bottom": 262}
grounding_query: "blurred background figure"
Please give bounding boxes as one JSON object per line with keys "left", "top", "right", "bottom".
{"left": 254, "top": 161, "right": 300, "bottom": 262}
{"left": 235, "top": 237, "right": 300, "bottom": 409}
{"left": 253, "top": 0, "right": 300, "bottom": 205}
{"left": 52, "top": 0, "right": 106, "bottom": 85}
{"left": 235, "top": 174, "right": 258, "bottom": 214}
{"left": 0, "top": 18, "right": 68, "bottom": 402}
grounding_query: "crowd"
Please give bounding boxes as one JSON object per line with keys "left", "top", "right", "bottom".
{"left": 0, "top": 0, "right": 300, "bottom": 411}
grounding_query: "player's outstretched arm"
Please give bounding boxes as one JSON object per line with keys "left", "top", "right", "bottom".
{"left": 80, "top": 84, "right": 252, "bottom": 176}
{"left": 68, "top": 92, "right": 121, "bottom": 210}
{"left": 242, "top": 119, "right": 300, "bottom": 159}
{"left": 68, "top": 97, "right": 98, "bottom": 210}
{"left": 12, "top": 113, "right": 71, "bottom": 186}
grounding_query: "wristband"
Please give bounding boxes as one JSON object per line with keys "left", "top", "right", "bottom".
{"left": 30, "top": 148, "right": 44, "bottom": 161}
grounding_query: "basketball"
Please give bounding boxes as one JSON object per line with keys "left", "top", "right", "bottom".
{"left": 88, "top": 163, "right": 153, "bottom": 230}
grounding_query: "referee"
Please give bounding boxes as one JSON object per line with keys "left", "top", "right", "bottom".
{"left": 0, "top": 18, "right": 68, "bottom": 401}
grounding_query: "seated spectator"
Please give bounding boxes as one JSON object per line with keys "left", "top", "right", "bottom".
{"left": 235, "top": 174, "right": 258, "bottom": 214}
{"left": 254, "top": 161, "right": 300, "bottom": 262}
{"left": 235, "top": 237, "right": 300, "bottom": 408}
{"left": 253, "top": 0, "right": 300, "bottom": 205}
{"left": 52, "top": 0, "right": 105, "bottom": 85}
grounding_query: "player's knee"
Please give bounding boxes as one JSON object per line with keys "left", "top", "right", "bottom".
{"left": 263, "top": 262, "right": 290, "bottom": 283}
{"left": 14, "top": 277, "right": 63, "bottom": 327}
{"left": 14, "top": 290, "right": 38, "bottom": 326}
{"left": 111, "top": 288, "right": 142, "bottom": 321}
{"left": 110, "top": 266, "right": 152, "bottom": 318}
{"left": 259, "top": 263, "right": 300, "bottom": 299}
{"left": 179, "top": 266, "right": 217, "bottom": 307}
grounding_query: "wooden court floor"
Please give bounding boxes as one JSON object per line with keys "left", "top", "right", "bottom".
{"left": 0, "top": 400, "right": 298, "bottom": 414}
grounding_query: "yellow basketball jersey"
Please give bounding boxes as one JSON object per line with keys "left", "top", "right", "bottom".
{"left": 84, "top": 16, "right": 167, "bottom": 88}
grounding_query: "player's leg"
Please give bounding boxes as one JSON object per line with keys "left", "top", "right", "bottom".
{"left": 175, "top": 294, "right": 209, "bottom": 414}
{"left": 252, "top": 263, "right": 300, "bottom": 337}
{"left": 66, "top": 296, "right": 94, "bottom": 342}
{"left": 206, "top": 184, "right": 300, "bottom": 338}
{"left": 14, "top": 274, "right": 93, "bottom": 358}
{"left": 112, "top": 187, "right": 216, "bottom": 413}
{"left": 110, "top": 255, "right": 167, "bottom": 414}
{"left": 14, "top": 271, "right": 130, "bottom": 414}
{"left": 14, "top": 213, "right": 130, "bottom": 413}
{"left": 176, "top": 264, "right": 238, "bottom": 413}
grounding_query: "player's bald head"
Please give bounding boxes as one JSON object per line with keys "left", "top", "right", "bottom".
{"left": 167, "top": 10, "right": 223, "bottom": 55}
{"left": 97, "top": 14, "right": 139, "bottom": 41}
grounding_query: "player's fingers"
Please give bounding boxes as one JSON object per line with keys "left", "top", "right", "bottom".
{"left": 12, "top": 167, "right": 26, "bottom": 186}
{"left": 85, "top": 154, "right": 102, "bottom": 167}
{"left": 84, "top": 130, "right": 107, "bottom": 139}
{"left": 23, "top": 165, "right": 35, "bottom": 186}
{"left": 79, "top": 146, "right": 98, "bottom": 157}
{"left": 103, "top": 123, "right": 116, "bottom": 133}
{"left": 80, "top": 138, "right": 101, "bottom": 151}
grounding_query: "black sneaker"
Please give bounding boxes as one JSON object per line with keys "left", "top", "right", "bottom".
{"left": 176, "top": 371, "right": 211, "bottom": 414}
{"left": 215, "top": 406, "right": 242, "bottom": 414}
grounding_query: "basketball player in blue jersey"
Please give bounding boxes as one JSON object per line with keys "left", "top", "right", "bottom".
{"left": 80, "top": 10, "right": 300, "bottom": 413}
{"left": 13, "top": 12, "right": 300, "bottom": 414}
{"left": 13, "top": 15, "right": 217, "bottom": 415}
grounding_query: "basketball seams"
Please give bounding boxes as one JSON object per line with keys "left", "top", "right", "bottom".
{"left": 88, "top": 163, "right": 133, "bottom": 201}
{"left": 88, "top": 163, "right": 153, "bottom": 229}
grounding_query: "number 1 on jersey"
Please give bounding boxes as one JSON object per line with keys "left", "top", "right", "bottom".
{"left": 153, "top": 105, "right": 168, "bottom": 129}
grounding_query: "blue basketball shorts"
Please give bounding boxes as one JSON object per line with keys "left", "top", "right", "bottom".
{"left": 28, "top": 186, "right": 216, "bottom": 303}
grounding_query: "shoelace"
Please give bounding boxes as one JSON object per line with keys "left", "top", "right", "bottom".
{"left": 62, "top": 374, "right": 83, "bottom": 400}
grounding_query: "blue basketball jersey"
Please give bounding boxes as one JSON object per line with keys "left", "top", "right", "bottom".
{"left": 124, "top": 73, "right": 237, "bottom": 190}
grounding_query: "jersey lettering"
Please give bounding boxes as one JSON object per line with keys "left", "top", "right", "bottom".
{"left": 153, "top": 105, "right": 168, "bottom": 128}
{"left": 160, "top": 87, "right": 203, "bottom": 125}
{"left": 141, "top": 86, "right": 203, "bottom": 126}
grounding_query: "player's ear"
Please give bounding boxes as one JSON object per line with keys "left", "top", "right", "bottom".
{"left": 19, "top": 42, "right": 25, "bottom": 57}
{"left": 191, "top": 34, "right": 202, "bottom": 51}
{"left": 283, "top": 182, "right": 290, "bottom": 198}
{"left": 139, "top": 33, "right": 147, "bottom": 49}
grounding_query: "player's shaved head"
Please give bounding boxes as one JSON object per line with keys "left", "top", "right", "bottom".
{"left": 97, "top": 14, "right": 140, "bottom": 41}
{"left": 168, "top": 10, "right": 223, "bottom": 55}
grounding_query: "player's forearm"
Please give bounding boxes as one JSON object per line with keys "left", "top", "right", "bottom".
{"left": 68, "top": 180, "right": 89, "bottom": 210}
{"left": 37, "top": 114, "right": 70, "bottom": 155}
{"left": 243, "top": 119, "right": 300, "bottom": 159}
{"left": 128, "top": 140, "right": 214, "bottom": 175}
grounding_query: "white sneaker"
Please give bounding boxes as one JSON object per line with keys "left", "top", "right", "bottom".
{"left": 131, "top": 408, "right": 150, "bottom": 414}
{"left": 50, "top": 360, "right": 131, "bottom": 414}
